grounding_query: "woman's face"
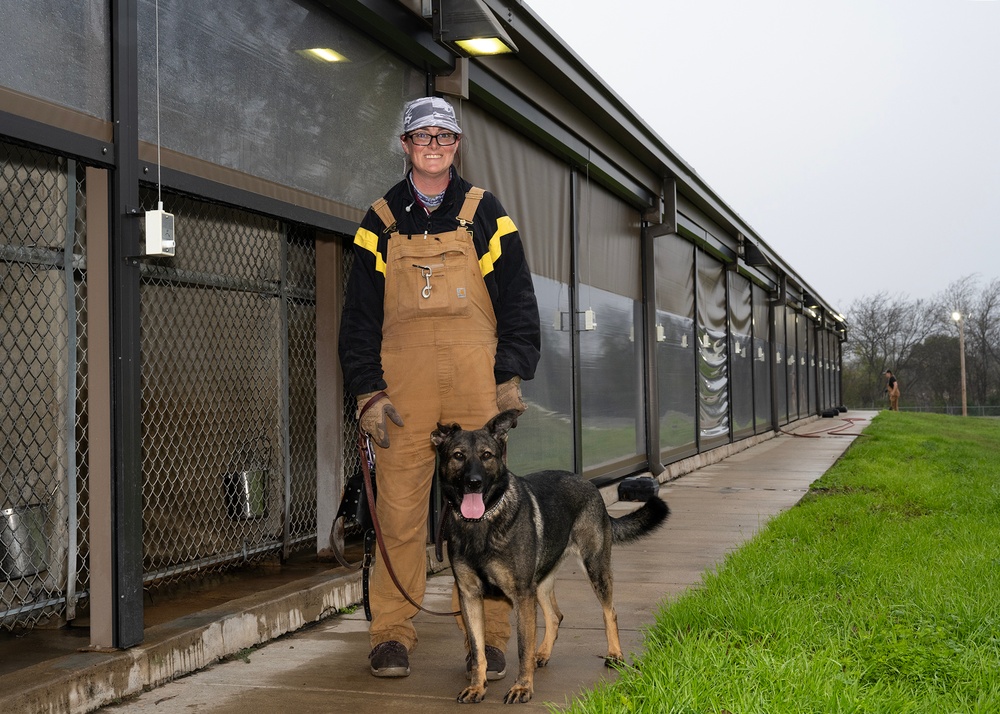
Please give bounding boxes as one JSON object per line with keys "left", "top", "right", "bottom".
{"left": 401, "top": 126, "right": 461, "bottom": 185}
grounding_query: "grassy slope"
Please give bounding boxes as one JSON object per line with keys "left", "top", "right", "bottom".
{"left": 556, "top": 412, "right": 1000, "bottom": 714}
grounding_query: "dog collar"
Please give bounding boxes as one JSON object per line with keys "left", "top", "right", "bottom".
{"left": 459, "top": 493, "right": 505, "bottom": 522}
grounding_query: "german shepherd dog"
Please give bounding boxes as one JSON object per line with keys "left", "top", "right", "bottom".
{"left": 431, "top": 410, "right": 669, "bottom": 704}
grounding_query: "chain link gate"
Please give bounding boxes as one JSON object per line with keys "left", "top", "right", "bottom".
{"left": 2, "top": 132, "right": 325, "bottom": 629}
{"left": 1, "top": 140, "right": 91, "bottom": 629}
{"left": 137, "top": 189, "right": 317, "bottom": 589}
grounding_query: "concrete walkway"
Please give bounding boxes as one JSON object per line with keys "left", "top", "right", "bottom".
{"left": 3, "top": 412, "right": 872, "bottom": 714}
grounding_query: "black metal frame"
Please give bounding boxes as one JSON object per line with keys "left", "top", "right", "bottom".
{"left": 110, "top": 0, "right": 144, "bottom": 649}
{"left": 0, "top": 110, "right": 113, "bottom": 168}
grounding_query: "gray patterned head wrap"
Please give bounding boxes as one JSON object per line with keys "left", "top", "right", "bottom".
{"left": 402, "top": 96, "right": 462, "bottom": 135}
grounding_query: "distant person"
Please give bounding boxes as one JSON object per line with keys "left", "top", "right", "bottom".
{"left": 884, "top": 370, "right": 900, "bottom": 411}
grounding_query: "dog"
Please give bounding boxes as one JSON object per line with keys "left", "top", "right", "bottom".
{"left": 431, "top": 410, "right": 669, "bottom": 704}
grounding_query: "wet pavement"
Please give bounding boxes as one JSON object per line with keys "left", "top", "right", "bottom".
{"left": 0, "top": 412, "right": 872, "bottom": 714}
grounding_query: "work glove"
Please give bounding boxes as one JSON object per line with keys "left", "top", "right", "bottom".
{"left": 496, "top": 377, "right": 527, "bottom": 416}
{"left": 357, "top": 391, "right": 404, "bottom": 449}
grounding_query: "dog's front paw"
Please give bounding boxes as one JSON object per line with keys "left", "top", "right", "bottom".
{"left": 457, "top": 684, "right": 487, "bottom": 703}
{"left": 503, "top": 683, "right": 533, "bottom": 704}
{"left": 534, "top": 653, "right": 550, "bottom": 668}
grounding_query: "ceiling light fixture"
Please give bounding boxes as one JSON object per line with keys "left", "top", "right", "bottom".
{"left": 432, "top": 0, "right": 518, "bottom": 57}
{"left": 297, "top": 47, "right": 349, "bottom": 63}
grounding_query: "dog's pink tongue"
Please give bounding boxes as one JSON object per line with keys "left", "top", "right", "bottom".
{"left": 461, "top": 493, "right": 486, "bottom": 520}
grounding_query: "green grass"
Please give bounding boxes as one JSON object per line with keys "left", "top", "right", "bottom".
{"left": 554, "top": 412, "right": 1000, "bottom": 714}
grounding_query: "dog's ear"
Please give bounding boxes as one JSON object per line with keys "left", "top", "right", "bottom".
{"left": 486, "top": 410, "right": 519, "bottom": 443}
{"left": 431, "top": 422, "right": 461, "bottom": 447}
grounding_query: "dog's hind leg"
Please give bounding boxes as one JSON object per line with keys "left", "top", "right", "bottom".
{"left": 505, "top": 592, "right": 539, "bottom": 703}
{"left": 581, "top": 548, "right": 624, "bottom": 665}
{"left": 599, "top": 600, "right": 623, "bottom": 666}
{"left": 534, "top": 572, "right": 563, "bottom": 667}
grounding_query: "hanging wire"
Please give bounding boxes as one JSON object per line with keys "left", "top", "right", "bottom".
{"left": 155, "top": 0, "right": 163, "bottom": 210}
{"left": 584, "top": 162, "right": 593, "bottom": 316}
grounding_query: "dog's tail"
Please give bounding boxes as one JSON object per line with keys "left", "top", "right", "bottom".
{"left": 611, "top": 496, "right": 669, "bottom": 545}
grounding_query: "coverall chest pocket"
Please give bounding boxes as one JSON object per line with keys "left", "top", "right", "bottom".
{"left": 390, "top": 238, "right": 473, "bottom": 321}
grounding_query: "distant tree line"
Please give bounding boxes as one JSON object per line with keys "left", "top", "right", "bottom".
{"left": 843, "top": 275, "right": 1000, "bottom": 411}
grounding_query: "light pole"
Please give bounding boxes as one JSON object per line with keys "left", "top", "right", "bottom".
{"left": 952, "top": 312, "right": 968, "bottom": 417}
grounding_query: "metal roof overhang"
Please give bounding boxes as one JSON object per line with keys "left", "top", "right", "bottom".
{"left": 326, "top": 0, "right": 843, "bottom": 324}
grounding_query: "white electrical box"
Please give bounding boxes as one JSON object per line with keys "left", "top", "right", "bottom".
{"left": 145, "top": 209, "right": 175, "bottom": 256}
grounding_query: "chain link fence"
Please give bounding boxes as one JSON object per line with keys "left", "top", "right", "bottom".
{"left": 1, "top": 141, "right": 90, "bottom": 628}
{"left": 2, "top": 135, "right": 341, "bottom": 629}
{"left": 137, "top": 188, "right": 318, "bottom": 588}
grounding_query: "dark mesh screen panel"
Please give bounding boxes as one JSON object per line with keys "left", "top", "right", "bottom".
{"left": 774, "top": 305, "right": 788, "bottom": 425}
{"left": 729, "top": 272, "right": 754, "bottom": 439}
{"left": 0, "top": 1, "right": 110, "bottom": 119}
{"left": 696, "top": 251, "right": 728, "bottom": 448}
{"left": 458, "top": 103, "right": 574, "bottom": 473}
{"left": 654, "top": 234, "right": 696, "bottom": 460}
{"left": 136, "top": 0, "right": 423, "bottom": 210}
{"left": 578, "top": 180, "right": 644, "bottom": 476}
{"left": 752, "top": 283, "right": 772, "bottom": 432}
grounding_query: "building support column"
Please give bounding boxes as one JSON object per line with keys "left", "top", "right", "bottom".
{"left": 108, "top": 0, "right": 144, "bottom": 649}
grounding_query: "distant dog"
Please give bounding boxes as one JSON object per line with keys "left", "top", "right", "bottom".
{"left": 432, "top": 410, "right": 669, "bottom": 704}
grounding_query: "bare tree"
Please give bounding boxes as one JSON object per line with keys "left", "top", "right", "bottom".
{"left": 907, "top": 334, "right": 961, "bottom": 407}
{"left": 843, "top": 276, "right": 1000, "bottom": 410}
{"left": 938, "top": 275, "right": 1000, "bottom": 406}
{"left": 844, "top": 292, "right": 938, "bottom": 407}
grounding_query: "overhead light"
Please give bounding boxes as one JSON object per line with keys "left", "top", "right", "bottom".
{"left": 742, "top": 240, "right": 771, "bottom": 267}
{"left": 454, "top": 37, "right": 512, "bottom": 55}
{"left": 287, "top": 9, "right": 352, "bottom": 64}
{"left": 803, "top": 292, "right": 819, "bottom": 310}
{"left": 432, "top": 0, "right": 518, "bottom": 57}
{"left": 297, "top": 47, "right": 349, "bottom": 63}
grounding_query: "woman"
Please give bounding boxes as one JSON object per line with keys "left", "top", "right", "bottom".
{"left": 339, "top": 96, "right": 540, "bottom": 678}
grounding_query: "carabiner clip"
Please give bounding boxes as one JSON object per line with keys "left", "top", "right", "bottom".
{"left": 363, "top": 434, "right": 376, "bottom": 469}
{"left": 413, "top": 263, "right": 433, "bottom": 299}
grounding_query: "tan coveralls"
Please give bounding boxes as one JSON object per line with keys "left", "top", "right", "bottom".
{"left": 888, "top": 382, "right": 900, "bottom": 411}
{"left": 369, "top": 189, "right": 512, "bottom": 652}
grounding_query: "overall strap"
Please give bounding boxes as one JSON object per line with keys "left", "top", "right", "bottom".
{"left": 371, "top": 197, "right": 397, "bottom": 233}
{"left": 457, "top": 187, "right": 485, "bottom": 228}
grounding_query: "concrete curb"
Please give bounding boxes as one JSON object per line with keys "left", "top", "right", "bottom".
{"left": 2, "top": 570, "right": 363, "bottom": 714}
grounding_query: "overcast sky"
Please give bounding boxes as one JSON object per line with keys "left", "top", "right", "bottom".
{"left": 523, "top": 0, "right": 1000, "bottom": 313}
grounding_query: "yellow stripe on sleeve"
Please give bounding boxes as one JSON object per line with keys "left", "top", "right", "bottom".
{"left": 354, "top": 227, "right": 387, "bottom": 275}
{"left": 479, "top": 216, "right": 517, "bottom": 277}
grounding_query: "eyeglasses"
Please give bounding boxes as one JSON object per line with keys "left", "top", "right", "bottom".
{"left": 405, "top": 131, "right": 459, "bottom": 146}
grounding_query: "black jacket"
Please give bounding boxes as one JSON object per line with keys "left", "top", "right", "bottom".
{"left": 339, "top": 170, "right": 541, "bottom": 396}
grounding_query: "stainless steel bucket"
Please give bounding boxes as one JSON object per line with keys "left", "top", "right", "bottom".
{"left": 223, "top": 436, "right": 270, "bottom": 520}
{"left": 223, "top": 467, "right": 268, "bottom": 519}
{"left": 1, "top": 503, "right": 48, "bottom": 579}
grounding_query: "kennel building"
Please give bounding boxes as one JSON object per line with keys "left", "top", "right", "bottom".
{"left": 0, "top": 0, "right": 846, "bottom": 647}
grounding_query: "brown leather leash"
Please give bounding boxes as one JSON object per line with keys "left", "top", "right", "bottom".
{"left": 328, "top": 532, "right": 362, "bottom": 571}
{"left": 356, "top": 393, "right": 459, "bottom": 617}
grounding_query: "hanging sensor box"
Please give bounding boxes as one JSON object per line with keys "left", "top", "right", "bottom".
{"left": 145, "top": 208, "right": 175, "bottom": 256}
